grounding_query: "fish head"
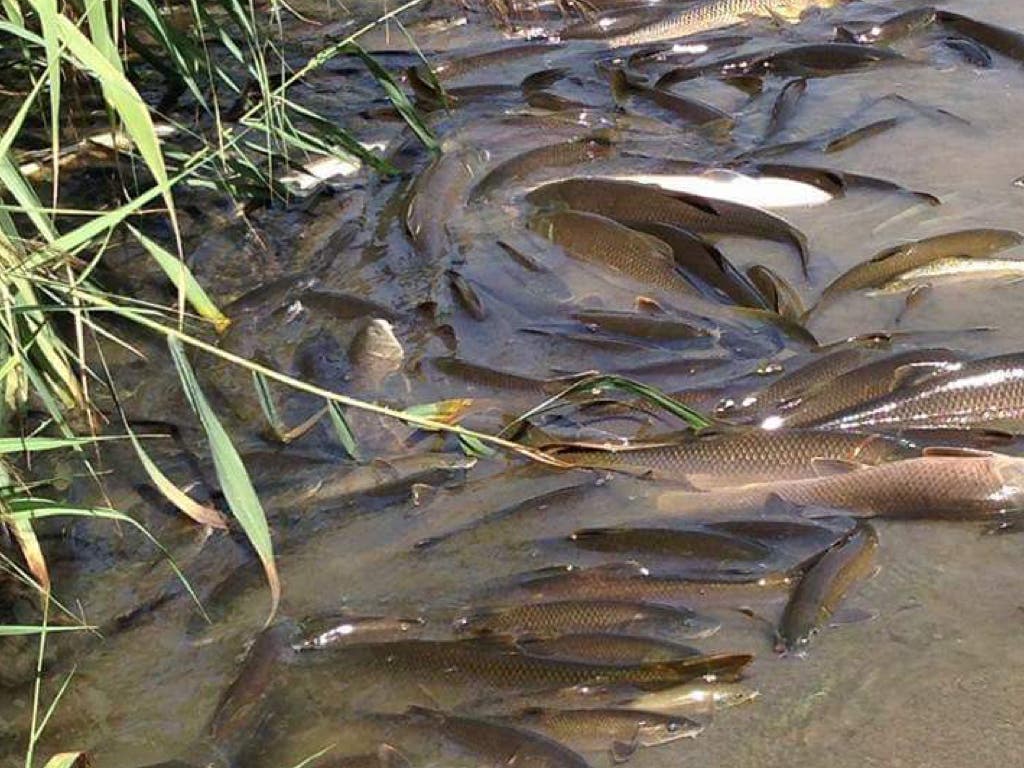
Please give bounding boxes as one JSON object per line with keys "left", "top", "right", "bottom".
{"left": 637, "top": 714, "right": 702, "bottom": 746}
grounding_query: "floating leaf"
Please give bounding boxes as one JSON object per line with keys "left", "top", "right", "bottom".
{"left": 402, "top": 398, "right": 474, "bottom": 426}
{"left": 40, "top": 752, "right": 90, "bottom": 768}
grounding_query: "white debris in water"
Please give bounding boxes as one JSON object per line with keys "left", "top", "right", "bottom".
{"left": 278, "top": 141, "right": 387, "bottom": 193}
{"left": 760, "top": 415, "right": 785, "bottom": 431}
{"left": 610, "top": 170, "right": 834, "bottom": 208}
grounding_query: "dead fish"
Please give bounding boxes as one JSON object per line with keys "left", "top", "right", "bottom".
{"left": 812, "top": 352, "right": 1024, "bottom": 433}
{"left": 323, "top": 638, "right": 753, "bottom": 692}
{"left": 812, "top": 229, "right": 1024, "bottom": 314}
{"left": 937, "top": 11, "right": 1024, "bottom": 64}
{"left": 528, "top": 209, "right": 702, "bottom": 300}
{"left": 447, "top": 270, "right": 486, "bottom": 320}
{"left": 469, "top": 136, "right": 616, "bottom": 202}
{"left": 868, "top": 256, "right": 1024, "bottom": 292}
{"left": 348, "top": 318, "right": 404, "bottom": 389}
{"left": 746, "top": 265, "right": 805, "bottom": 322}
{"left": 766, "top": 348, "right": 964, "bottom": 428}
{"left": 507, "top": 707, "right": 702, "bottom": 760}
{"left": 764, "top": 77, "right": 808, "bottom": 141}
{"left": 526, "top": 178, "right": 810, "bottom": 276}
{"left": 628, "top": 222, "right": 769, "bottom": 309}
{"left": 453, "top": 599, "right": 719, "bottom": 640}
{"left": 747, "top": 163, "right": 940, "bottom": 205}
{"left": 942, "top": 36, "right": 993, "bottom": 68}
{"left": 778, "top": 523, "right": 878, "bottom": 651}
{"left": 657, "top": 448, "right": 1024, "bottom": 519}
{"left": 509, "top": 563, "right": 796, "bottom": 609}
{"left": 568, "top": 526, "right": 772, "bottom": 562}
{"left": 824, "top": 116, "right": 903, "bottom": 154}
{"left": 293, "top": 614, "right": 427, "bottom": 651}
{"left": 603, "top": 0, "right": 837, "bottom": 48}
{"left": 208, "top": 623, "right": 294, "bottom": 753}
{"left": 835, "top": 7, "right": 937, "bottom": 44}
{"left": 516, "top": 633, "right": 702, "bottom": 664}
{"left": 409, "top": 708, "right": 591, "bottom": 768}
{"left": 405, "top": 146, "right": 486, "bottom": 261}
{"left": 545, "top": 428, "right": 915, "bottom": 488}
{"left": 626, "top": 680, "right": 759, "bottom": 714}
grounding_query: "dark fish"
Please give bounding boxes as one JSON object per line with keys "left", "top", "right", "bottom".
{"left": 508, "top": 707, "right": 702, "bottom": 758}
{"left": 324, "top": 638, "right": 753, "bottom": 691}
{"left": 609, "top": 68, "right": 733, "bottom": 129}
{"left": 447, "top": 270, "right": 486, "bottom": 320}
{"left": 509, "top": 563, "right": 796, "bottom": 608}
{"left": 546, "top": 428, "right": 915, "bottom": 487}
{"left": 516, "top": 633, "right": 702, "bottom": 664}
{"left": 454, "top": 599, "right": 719, "bottom": 640}
{"left": 746, "top": 265, "right": 805, "bottom": 322}
{"left": 943, "top": 36, "right": 993, "bottom": 68}
{"left": 526, "top": 178, "right": 810, "bottom": 276}
{"left": 568, "top": 526, "right": 772, "bottom": 562}
{"left": 521, "top": 68, "right": 571, "bottom": 93}
{"left": 405, "top": 146, "right": 486, "bottom": 261}
{"left": 937, "top": 11, "right": 1024, "bottom": 64}
{"left": 749, "top": 163, "right": 940, "bottom": 205}
{"left": 658, "top": 448, "right": 1024, "bottom": 519}
{"left": 706, "top": 517, "right": 855, "bottom": 560}
{"left": 293, "top": 614, "right": 427, "bottom": 651}
{"left": 627, "top": 35, "right": 754, "bottom": 71}
{"left": 290, "top": 289, "right": 396, "bottom": 320}
{"left": 813, "top": 229, "right": 1024, "bottom": 313}
{"left": 418, "top": 43, "right": 565, "bottom": 83}
{"left": 778, "top": 524, "right": 878, "bottom": 651}
{"left": 469, "top": 136, "right": 616, "bottom": 202}
{"left": 571, "top": 310, "right": 711, "bottom": 341}
{"left": 563, "top": 7, "right": 673, "bottom": 40}
{"left": 628, "top": 222, "right": 770, "bottom": 309}
{"left": 835, "top": 7, "right": 937, "bottom": 44}
{"left": 410, "top": 708, "right": 591, "bottom": 768}
{"left": 528, "top": 210, "right": 702, "bottom": 300}
{"left": 770, "top": 348, "right": 964, "bottom": 428}
{"left": 764, "top": 77, "right": 808, "bottom": 141}
{"left": 813, "top": 353, "right": 1024, "bottom": 433}
{"left": 430, "top": 357, "right": 579, "bottom": 394}
{"left": 824, "top": 117, "right": 904, "bottom": 154}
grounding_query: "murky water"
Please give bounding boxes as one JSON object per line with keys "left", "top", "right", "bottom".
{"left": 4, "top": 1, "right": 1024, "bottom": 766}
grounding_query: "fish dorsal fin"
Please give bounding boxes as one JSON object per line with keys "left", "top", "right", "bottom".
{"left": 635, "top": 295, "right": 668, "bottom": 314}
{"left": 889, "top": 362, "right": 957, "bottom": 390}
{"left": 920, "top": 447, "right": 994, "bottom": 458}
{"left": 868, "top": 243, "right": 909, "bottom": 264}
{"left": 634, "top": 230, "right": 676, "bottom": 260}
{"left": 667, "top": 191, "right": 722, "bottom": 217}
{"left": 810, "top": 457, "right": 869, "bottom": 477}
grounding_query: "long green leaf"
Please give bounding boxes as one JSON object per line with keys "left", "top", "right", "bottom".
{"left": 167, "top": 338, "right": 279, "bottom": 622}
{"left": 0, "top": 625, "right": 92, "bottom": 636}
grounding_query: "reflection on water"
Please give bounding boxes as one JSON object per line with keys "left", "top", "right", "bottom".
{"left": 4, "top": 1, "right": 1024, "bottom": 767}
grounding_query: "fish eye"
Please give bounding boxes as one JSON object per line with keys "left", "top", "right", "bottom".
{"left": 666, "top": 721, "right": 681, "bottom": 732}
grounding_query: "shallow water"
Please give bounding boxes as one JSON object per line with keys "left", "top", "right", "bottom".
{"left": 4, "top": 0, "right": 1024, "bottom": 766}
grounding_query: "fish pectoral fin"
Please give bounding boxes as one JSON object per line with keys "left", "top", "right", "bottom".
{"left": 828, "top": 606, "right": 877, "bottom": 627}
{"left": 920, "top": 446, "right": 994, "bottom": 458}
{"left": 810, "top": 457, "right": 870, "bottom": 476}
{"left": 888, "top": 362, "right": 953, "bottom": 390}
{"left": 610, "top": 733, "right": 640, "bottom": 763}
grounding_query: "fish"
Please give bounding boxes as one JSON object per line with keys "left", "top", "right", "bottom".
{"left": 626, "top": 680, "right": 759, "bottom": 714}
{"left": 567, "top": 526, "right": 772, "bottom": 562}
{"left": 657, "top": 448, "right": 1024, "bottom": 519}
{"left": 507, "top": 707, "right": 702, "bottom": 759}
{"left": 430, "top": 357, "right": 590, "bottom": 395}
{"left": 546, "top": 428, "right": 915, "bottom": 488}
{"left": 469, "top": 136, "right": 616, "bottom": 202}
{"left": 868, "top": 256, "right": 1024, "bottom": 292}
{"left": 628, "top": 222, "right": 769, "bottom": 309}
{"left": 348, "top": 317, "right": 404, "bottom": 388}
{"left": 447, "top": 270, "right": 487, "bottom": 320}
{"left": 526, "top": 178, "right": 810, "bottom": 276}
{"left": 777, "top": 523, "right": 878, "bottom": 652}
{"left": 416, "top": 43, "right": 565, "bottom": 84}
{"left": 528, "top": 209, "right": 702, "bottom": 300}
{"left": 936, "top": 11, "right": 1024, "bottom": 64}
{"left": 764, "top": 78, "right": 808, "bottom": 141}
{"left": 409, "top": 708, "right": 592, "bottom": 768}
{"left": 405, "top": 145, "right": 486, "bottom": 262}
{"left": 516, "top": 633, "right": 703, "bottom": 664}
{"left": 834, "top": 7, "right": 937, "bottom": 45}
{"left": 761, "top": 348, "right": 965, "bottom": 428}
{"left": 812, "top": 353, "right": 1024, "bottom": 433}
{"left": 824, "top": 116, "right": 904, "bottom": 154}
{"left": 507, "top": 563, "right": 796, "bottom": 608}
{"left": 563, "top": 7, "right": 675, "bottom": 41}
{"left": 747, "top": 162, "right": 941, "bottom": 205}
{"left": 602, "top": 0, "right": 838, "bottom": 48}
{"left": 943, "top": 36, "right": 994, "bottom": 68}
{"left": 746, "top": 265, "right": 805, "bottom": 322}
{"left": 609, "top": 68, "right": 733, "bottom": 129}
{"left": 293, "top": 614, "right": 427, "bottom": 651}
{"left": 571, "top": 310, "right": 712, "bottom": 341}
{"left": 453, "top": 599, "right": 719, "bottom": 640}
{"left": 813, "top": 229, "right": 1024, "bottom": 313}
{"left": 321, "top": 638, "right": 754, "bottom": 692}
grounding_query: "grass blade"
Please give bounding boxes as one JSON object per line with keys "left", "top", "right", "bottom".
{"left": 167, "top": 338, "right": 279, "bottom": 623}
{"left": 327, "top": 401, "right": 360, "bottom": 460}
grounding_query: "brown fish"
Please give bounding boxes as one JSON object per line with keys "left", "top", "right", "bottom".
{"left": 469, "top": 136, "right": 615, "bottom": 202}
{"left": 658, "top": 448, "right": 1024, "bottom": 519}
{"left": 454, "top": 599, "right": 719, "bottom": 639}
{"left": 746, "top": 265, "right": 805, "bottom": 322}
{"left": 937, "top": 11, "right": 1024, "bottom": 64}
{"left": 567, "top": 526, "right": 772, "bottom": 562}
{"left": 835, "top": 7, "right": 937, "bottom": 45}
{"left": 516, "top": 633, "right": 702, "bottom": 664}
{"left": 778, "top": 524, "right": 878, "bottom": 651}
{"left": 405, "top": 146, "right": 486, "bottom": 261}
{"left": 764, "top": 78, "right": 808, "bottom": 141}
{"left": 526, "top": 179, "right": 810, "bottom": 276}
{"left": 813, "top": 229, "right": 1024, "bottom": 313}
{"left": 547, "top": 428, "right": 915, "bottom": 488}
{"left": 294, "top": 615, "right": 426, "bottom": 651}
